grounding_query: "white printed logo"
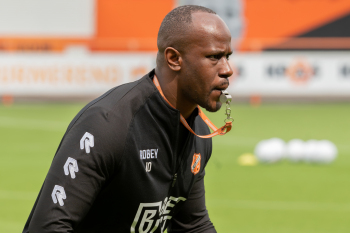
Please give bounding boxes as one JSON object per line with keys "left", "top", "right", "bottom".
{"left": 145, "top": 162, "right": 152, "bottom": 172}
{"left": 140, "top": 149, "right": 158, "bottom": 160}
{"left": 131, "top": 196, "right": 186, "bottom": 233}
{"left": 80, "top": 132, "right": 94, "bottom": 154}
{"left": 52, "top": 185, "right": 66, "bottom": 206}
{"left": 64, "top": 157, "right": 79, "bottom": 179}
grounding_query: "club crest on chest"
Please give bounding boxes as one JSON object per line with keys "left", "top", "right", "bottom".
{"left": 191, "top": 153, "right": 201, "bottom": 175}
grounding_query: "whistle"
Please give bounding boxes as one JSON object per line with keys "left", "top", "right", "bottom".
{"left": 220, "top": 90, "right": 232, "bottom": 104}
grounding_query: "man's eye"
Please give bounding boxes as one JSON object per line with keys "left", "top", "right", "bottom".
{"left": 209, "top": 55, "right": 220, "bottom": 60}
{"left": 226, "top": 55, "right": 230, "bottom": 60}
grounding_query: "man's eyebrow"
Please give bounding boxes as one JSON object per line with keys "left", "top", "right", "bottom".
{"left": 209, "top": 50, "right": 227, "bottom": 55}
{"left": 211, "top": 49, "right": 232, "bottom": 55}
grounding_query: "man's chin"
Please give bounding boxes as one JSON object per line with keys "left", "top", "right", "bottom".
{"left": 204, "top": 101, "right": 222, "bottom": 112}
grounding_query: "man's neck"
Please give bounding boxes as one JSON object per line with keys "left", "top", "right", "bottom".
{"left": 154, "top": 69, "right": 196, "bottom": 119}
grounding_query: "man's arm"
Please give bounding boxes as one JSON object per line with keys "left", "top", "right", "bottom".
{"left": 167, "top": 170, "right": 217, "bottom": 233}
{"left": 23, "top": 108, "right": 121, "bottom": 233}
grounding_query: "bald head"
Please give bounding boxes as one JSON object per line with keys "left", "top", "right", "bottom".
{"left": 157, "top": 5, "right": 216, "bottom": 55}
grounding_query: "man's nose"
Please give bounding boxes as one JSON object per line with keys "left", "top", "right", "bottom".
{"left": 219, "top": 58, "right": 233, "bottom": 78}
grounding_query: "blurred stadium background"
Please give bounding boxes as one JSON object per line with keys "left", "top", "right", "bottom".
{"left": 1, "top": 0, "right": 350, "bottom": 232}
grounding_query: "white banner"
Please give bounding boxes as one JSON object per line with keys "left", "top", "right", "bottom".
{"left": 228, "top": 52, "right": 350, "bottom": 97}
{"left": 0, "top": 52, "right": 156, "bottom": 96}
{"left": 0, "top": 52, "right": 350, "bottom": 97}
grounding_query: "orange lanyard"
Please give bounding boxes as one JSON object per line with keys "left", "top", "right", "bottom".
{"left": 153, "top": 75, "right": 232, "bottom": 138}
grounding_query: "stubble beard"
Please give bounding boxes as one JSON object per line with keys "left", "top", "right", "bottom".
{"left": 198, "top": 90, "right": 222, "bottom": 112}
{"left": 181, "top": 79, "right": 222, "bottom": 113}
{"left": 203, "top": 99, "right": 222, "bottom": 112}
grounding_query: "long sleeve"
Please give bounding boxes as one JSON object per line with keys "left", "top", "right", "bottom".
{"left": 23, "top": 106, "right": 122, "bottom": 233}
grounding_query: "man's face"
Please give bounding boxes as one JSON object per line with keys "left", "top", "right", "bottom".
{"left": 179, "top": 12, "right": 233, "bottom": 112}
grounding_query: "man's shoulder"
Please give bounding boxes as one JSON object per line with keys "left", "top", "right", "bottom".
{"left": 68, "top": 71, "right": 157, "bottom": 130}
{"left": 91, "top": 71, "right": 156, "bottom": 112}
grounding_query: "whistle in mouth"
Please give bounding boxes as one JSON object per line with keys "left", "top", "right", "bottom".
{"left": 219, "top": 90, "right": 232, "bottom": 104}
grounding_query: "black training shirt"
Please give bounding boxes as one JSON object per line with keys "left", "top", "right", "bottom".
{"left": 23, "top": 70, "right": 216, "bottom": 233}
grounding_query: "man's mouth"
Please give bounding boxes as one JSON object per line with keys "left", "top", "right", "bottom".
{"left": 214, "top": 80, "right": 229, "bottom": 91}
{"left": 212, "top": 81, "right": 229, "bottom": 101}
{"left": 213, "top": 84, "right": 229, "bottom": 93}
{"left": 212, "top": 89, "right": 226, "bottom": 100}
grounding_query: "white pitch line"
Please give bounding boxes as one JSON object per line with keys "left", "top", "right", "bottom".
{"left": 208, "top": 199, "right": 350, "bottom": 212}
{"left": 0, "top": 190, "right": 37, "bottom": 201}
{"left": 0, "top": 116, "right": 68, "bottom": 132}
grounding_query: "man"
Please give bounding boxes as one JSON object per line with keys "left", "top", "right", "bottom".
{"left": 23, "top": 5, "right": 233, "bottom": 233}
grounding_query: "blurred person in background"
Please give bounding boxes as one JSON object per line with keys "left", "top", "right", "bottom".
{"left": 23, "top": 5, "right": 233, "bottom": 233}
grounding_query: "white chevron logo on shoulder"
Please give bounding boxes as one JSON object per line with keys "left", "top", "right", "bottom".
{"left": 80, "top": 132, "right": 94, "bottom": 154}
{"left": 52, "top": 185, "right": 66, "bottom": 206}
{"left": 64, "top": 157, "right": 79, "bottom": 179}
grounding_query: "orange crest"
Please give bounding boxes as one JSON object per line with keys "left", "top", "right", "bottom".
{"left": 285, "top": 60, "right": 314, "bottom": 85}
{"left": 191, "top": 153, "right": 201, "bottom": 175}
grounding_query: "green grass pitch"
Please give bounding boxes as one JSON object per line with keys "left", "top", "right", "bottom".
{"left": 0, "top": 102, "right": 349, "bottom": 232}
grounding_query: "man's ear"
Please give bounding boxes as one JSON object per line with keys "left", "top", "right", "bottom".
{"left": 164, "top": 47, "right": 182, "bottom": 71}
